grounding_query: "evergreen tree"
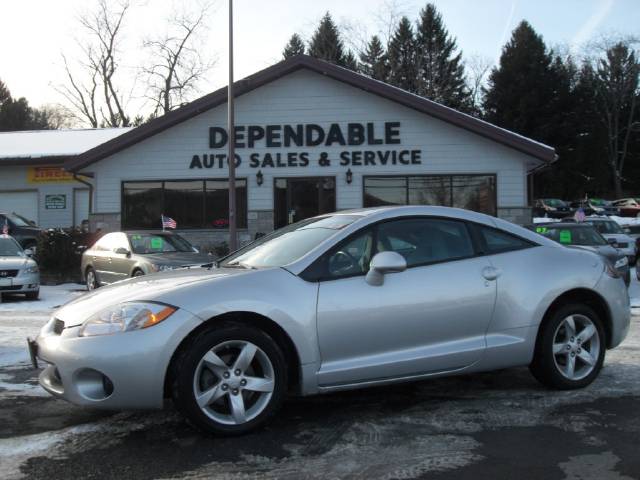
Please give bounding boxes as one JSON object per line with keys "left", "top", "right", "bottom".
{"left": 359, "top": 35, "right": 388, "bottom": 81}
{"left": 483, "top": 21, "right": 558, "bottom": 142}
{"left": 342, "top": 50, "right": 359, "bottom": 71}
{"left": 414, "top": 3, "right": 470, "bottom": 109}
{"left": 283, "top": 33, "right": 306, "bottom": 59}
{"left": 0, "top": 78, "right": 53, "bottom": 131}
{"left": 387, "top": 17, "right": 418, "bottom": 93}
{"left": 308, "top": 13, "right": 346, "bottom": 66}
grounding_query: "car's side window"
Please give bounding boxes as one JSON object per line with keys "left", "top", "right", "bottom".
{"left": 478, "top": 226, "right": 533, "bottom": 254}
{"left": 325, "top": 229, "right": 374, "bottom": 279}
{"left": 112, "top": 233, "right": 129, "bottom": 251}
{"left": 93, "top": 233, "right": 114, "bottom": 251}
{"left": 376, "top": 218, "right": 474, "bottom": 267}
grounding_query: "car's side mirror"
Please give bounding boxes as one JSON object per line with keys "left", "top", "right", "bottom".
{"left": 365, "top": 251, "right": 407, "bottom": 286}
{"left": 114, "top": 247, "right": 131, "bottom": 256}
{"left": 24, "top": 248, "right": 34, "bottom": 257}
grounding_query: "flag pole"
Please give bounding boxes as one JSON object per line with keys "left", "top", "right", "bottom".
{"left": 227, "top": 0, "right": 237, "bottom": 251}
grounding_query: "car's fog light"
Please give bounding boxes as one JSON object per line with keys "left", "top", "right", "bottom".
{"left": 75, "top": 368, "right": 114, "bottom": 400}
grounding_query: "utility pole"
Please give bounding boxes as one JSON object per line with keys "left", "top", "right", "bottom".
{"left": 227, "top": 0, "right": 237, "bottom": 251}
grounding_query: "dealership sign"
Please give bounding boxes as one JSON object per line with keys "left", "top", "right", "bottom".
{"left": 27, "top": 166, "right": 87, "bottom": 184}
{"left": 189, "top": 122, "right": 422, "bottom": 169}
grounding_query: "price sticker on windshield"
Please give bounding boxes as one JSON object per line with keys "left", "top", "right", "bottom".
{"left": 559, "top": 230, "right": 572, "bottom": 244}
{"left": 150, "top": 237, "right": 163, "bottom": 249}
{"left": 535, "top": 227, "right": 548, "bottom": 234}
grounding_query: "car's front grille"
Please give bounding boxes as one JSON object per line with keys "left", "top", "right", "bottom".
{"left": 52, "top": 319, "right": 65, "bottom": 335}
{"left": 617, "top": 243, "right": 629, "bottom": 248}
{"left": 0, "top": 270, "right": 18, "bottom": 278}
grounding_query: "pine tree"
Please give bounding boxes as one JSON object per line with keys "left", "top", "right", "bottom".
{"left": 359, "top": 35, "right": 388, "bottom": 81}
{"left": 483, "top": 21, "right": 558, "bottom": 142}
{"left": 415, "top": 3, "right": 470, "bottom": 109}
{"left": 0, "top": 78, "right": 53, "bottom": 131}
{"left": 387, "top": 17, "right": 418, "bottom": 93}
{"left": 283, "top": 33, "right": 306, "bottom": 59}
{"left": 342, "top": 50, "right": 358, "bottom": 71}
{"left": 308, "top": 12, "right": 346, "bottom": 66}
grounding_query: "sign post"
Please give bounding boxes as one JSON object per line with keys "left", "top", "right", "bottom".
{"left": 227, "top": 0, "right": 237, "bottom": 251}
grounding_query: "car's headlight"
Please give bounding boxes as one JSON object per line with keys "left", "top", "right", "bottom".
{"left": 614, "top": 257, "right": 628, "bottom": 269}
{"left": 78, "top": 302, "right": 177, "bottom": 337}
{"left": 24, "top": 265, "right": 39, "bottom": 274}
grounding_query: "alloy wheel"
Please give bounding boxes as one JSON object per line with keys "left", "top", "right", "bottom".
{"left": 552, "top": 314, "right": 600, "bottom": 381}
{"left": 86, "top": 270, "right": 96, "bottom": 291}
{"left": 192, "top": 340, "right": 275, "bottom": 425}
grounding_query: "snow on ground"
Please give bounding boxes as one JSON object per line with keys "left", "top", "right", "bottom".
{"left": 0, "top": 284, "right": 84, "bottom": 367}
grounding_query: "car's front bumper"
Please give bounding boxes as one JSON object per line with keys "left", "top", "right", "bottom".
{"left": 0, "top": 272, "right": 39, "bottom": 293}
{"left": 32, "top": 308, "right": 202, "bottom": 409}
{"left": 595, "top": 273, "right": 630, "bottom": 349}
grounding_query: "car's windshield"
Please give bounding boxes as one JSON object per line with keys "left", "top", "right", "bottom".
{"left": 545, "top": 199, "right": 566, "bottom": 207}
{"left": 220, "top": 215, "right": 362, "bottom": 269}
{"left": 0, "top": 236, "right": 24, "bottom": 256}
{"left": 535, "top": 225, "right": 607, "bottom": 246}
{"left": 5, "top": 213, "right": 31, "bottom": 227}
{"left": 128, "top": 233, "right": 194, "bottom": 254}
{"left": 589, "top": 220, "right": 623, "bottom": 234}
{"left": 589, "top": 199, "right": 610, "bottom": 206}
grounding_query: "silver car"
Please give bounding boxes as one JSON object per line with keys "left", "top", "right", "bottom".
{"left": 29, "top": 207, "right": 630, "bottom": 435}
{"left": 0, "top": 234, "right": 39, "bottom": 300}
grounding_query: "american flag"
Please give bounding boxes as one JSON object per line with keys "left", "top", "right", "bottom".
{"left": 2, "top": 218, "right": 8, "bottom": 235}
{"left": 161, "top": 214, "right": 177, "bottom": 229}
{"left": 574, "top": 207, "right": 586, "bottom": 222}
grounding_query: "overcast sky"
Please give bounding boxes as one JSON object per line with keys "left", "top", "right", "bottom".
{"left": 1, "top": 0, "right": 638, "bottom": 119}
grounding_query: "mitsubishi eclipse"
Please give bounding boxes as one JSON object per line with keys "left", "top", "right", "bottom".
{"left": 28, "top": 206, "right": 630, "bottom": 435}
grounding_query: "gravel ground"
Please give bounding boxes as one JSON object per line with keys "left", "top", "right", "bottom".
{"left": 0, "top": 278, "right": 639, "bottom": 480}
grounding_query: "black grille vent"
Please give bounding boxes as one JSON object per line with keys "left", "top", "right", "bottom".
{"left": 0, "top": 270, "right": 18, "bottom": 278}
{"left": 53, "top": 319, "right": 65, "bottom": 335}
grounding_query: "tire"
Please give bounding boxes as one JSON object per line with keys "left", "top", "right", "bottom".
{"left": 172, "top": 323, "right": 287, "bottom": 436}
{"left": 85, "top": 267, "right": 98, "bottom": 291}
{"left": 530, "top": 303, "right": 605, "bottom": 390}
{"left": 25, "top": 290, "right": 39, "bottom": 300}
{"left": 133, "top": 269, "right": 145, "bottom": 277}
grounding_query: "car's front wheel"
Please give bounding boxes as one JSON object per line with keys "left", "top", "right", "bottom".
{"left": 530, "top": 304, "right": 605, "bottom": 389}
{"left": 172, "top": 324, "right": 287, "bottom": 435}
{"left": 85, "top": 267, "right": 98, "bottom": 291}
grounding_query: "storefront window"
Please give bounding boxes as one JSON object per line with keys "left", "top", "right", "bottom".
{"left": 122, "top": 179, "right": 247, "bottom": 229}
{"left": 364, "top": 175, "right": 496, "bottom": 215}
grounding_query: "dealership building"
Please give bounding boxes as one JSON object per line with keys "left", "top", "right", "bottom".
{"left": 1, "top": 55, "right": 555, "bottom": 248}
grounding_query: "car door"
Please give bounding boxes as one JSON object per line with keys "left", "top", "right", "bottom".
{"left": 315, "top": 217, "right": 497, "bottom": 387}
{"left": 108, "top": 232, "right": 135, "bottom": 282}
{"left": 90, "top": 233, "right": 116, "bottom": 284}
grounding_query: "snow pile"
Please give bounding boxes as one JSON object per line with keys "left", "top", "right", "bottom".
{"left": 0, "top": 283, "right": 84, "bottom": 312}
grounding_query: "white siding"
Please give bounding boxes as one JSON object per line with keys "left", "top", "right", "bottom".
{"left": 0, "top": 165, "right": 85, "bottom": 228}
{"left": 89, "top": 69, "right": 532, "bottom": 214}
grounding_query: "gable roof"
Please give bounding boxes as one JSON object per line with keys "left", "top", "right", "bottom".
{"left": 0, "top": 127, "right": 132, "bottom": 166}
{"left": 65, "top": 55, "right": 556, "bottom": 172}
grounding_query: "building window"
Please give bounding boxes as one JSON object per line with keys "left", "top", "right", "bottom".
{"left": 122, "top": 179, "right": 247, "bottom": 229}
{"left": 363, "top": 175, "right": 496, "bottom": 215}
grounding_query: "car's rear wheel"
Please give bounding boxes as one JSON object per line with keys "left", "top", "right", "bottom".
{"left": 172, "top": 324, "right": 287, "bottom": 435}
{"left": 530, "top": 304, "right": 605, "bottom": 389}
{"left": 85, "top": 267, "right": 98, "bottom": 291}
{"left": 133, "top": 269, "right": 145, "bottom": 277}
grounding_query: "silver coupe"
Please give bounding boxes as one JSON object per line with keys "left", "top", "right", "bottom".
{"left": 29, "top": 206, "right": 630, "bottom": 435}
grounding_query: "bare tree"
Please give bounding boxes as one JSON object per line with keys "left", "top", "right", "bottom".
{"left": 466, "top": 54, "right": 492, "bottom": 115}
{"left": 142, "top": 1, "right": 216, "bottom": 116}
{"left": 56, "top": 0, "right": 132, "bottom": 127}
{"left": 585, "top": 37, "right": 640, "bottom": 197}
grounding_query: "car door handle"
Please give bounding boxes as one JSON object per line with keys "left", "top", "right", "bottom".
{"left": 482, "top": 266, "right": 502, "bottom": 281}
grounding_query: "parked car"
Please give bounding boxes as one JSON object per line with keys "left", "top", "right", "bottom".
{"left": 561, "top": 217, "right": 636, "bottom": 263}
{"left": 534, "top": 198, "right": 573, "bottom": 218}
{"left": 81, "top": 231, "right": 212, "bottom": 290}
{"left": 0, "top": 212, "right": 42, "bottom": 250}
{"left": 30, "top": 206, "right": 630, "bottom": 435}
{"left": 0, "top": 234, "right": 39, "bottom": 299}
{"left": 612, "top": 198, "right": 640, "bottom": 217}
{"left": 530, "top": 222, "right": 630, "bottom": 285}
{"left": 569, "top": 199, "right": 619, "bottom": 216}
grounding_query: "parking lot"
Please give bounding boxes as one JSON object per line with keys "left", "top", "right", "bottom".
{"left": 1, "top": 280, "right": 639, "bottom": 480}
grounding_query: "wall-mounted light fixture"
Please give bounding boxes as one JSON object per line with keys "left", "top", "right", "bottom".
{"left": 256, "top": 169, "right": 264, "bottom": 186}
{"left": 346, "top": 168, "right": 353, "bottom": 185}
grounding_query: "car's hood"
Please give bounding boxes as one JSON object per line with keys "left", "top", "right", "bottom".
{"left": 55, "top": 266, "right": 247, "bottom": 326}
{"left": 0, "top": 256, "right": 34, "bottom": 270}
{"left": 135, "top": 252, "right": 212, "bottom": 266}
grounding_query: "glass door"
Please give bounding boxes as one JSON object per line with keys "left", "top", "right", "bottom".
{"left": 274, "top": 177, "right": 336, "bottom": 229}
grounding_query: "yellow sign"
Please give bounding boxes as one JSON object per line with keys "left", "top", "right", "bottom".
{"left": 27, "top": 166, "right": 80, "bottom": 184}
